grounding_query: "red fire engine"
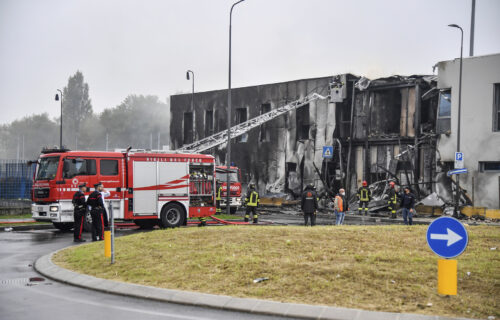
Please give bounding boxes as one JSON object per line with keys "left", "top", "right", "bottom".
{"left": 31, "top": 148, "right": 216, "bottom": 230}
{"left": 215, "top": 166, "right": 242, "bottom": 214}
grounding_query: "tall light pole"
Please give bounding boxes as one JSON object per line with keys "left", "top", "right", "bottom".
{"left": 470, "top": 0, "right": 475, "bottom": 56}
{"left": 227, "top": 0, "right": 245, "bottom": 215}
{"left": 55, "top": 89, "right": 63, "bottom": 149}
{"left": 448, "top": 24, "right": 463, "bottom": 218}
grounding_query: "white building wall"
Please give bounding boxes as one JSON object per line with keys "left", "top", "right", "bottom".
{"left": 437, "top": 53, "right": 500, "bottom": 209}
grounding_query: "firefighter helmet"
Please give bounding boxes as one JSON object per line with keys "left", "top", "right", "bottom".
{"left": 249, "top": 183, "right": 255, "bottom": 189}
{"left": 389, "top": 181, "right": 396, "bottom": 187}
{"left": 362, "top": 180, "right": 367, "bottom": 187}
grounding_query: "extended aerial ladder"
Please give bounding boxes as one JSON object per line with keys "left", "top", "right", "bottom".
{"left": 178, "top": 93, "right": 329, "bottom": 153}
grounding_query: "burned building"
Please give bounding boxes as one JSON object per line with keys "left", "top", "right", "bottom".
{"left": 170, "top": 74, "right": 440, "bottom": 203}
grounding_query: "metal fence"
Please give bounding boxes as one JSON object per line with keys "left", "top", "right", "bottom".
{"left": 0, "top": 160, "right": 36, "bottom": 207}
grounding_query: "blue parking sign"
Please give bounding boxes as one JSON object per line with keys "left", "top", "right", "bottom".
{"left": 426, "top": 217, "right": 468, "bottom": 258}
{"left": 322, "top": 146, "right": 333, "bottom": 159}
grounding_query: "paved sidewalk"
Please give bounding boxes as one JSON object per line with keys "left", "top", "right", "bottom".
{"left": 35, "top": 249, "right": 472, "bottom": 320}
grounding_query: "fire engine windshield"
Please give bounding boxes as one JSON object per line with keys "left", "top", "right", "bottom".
{"left": 36, "top": 156, "right": 60, "bottom": 180}
{"left": 216, "top": 170, "right": 239, "bottom": 182}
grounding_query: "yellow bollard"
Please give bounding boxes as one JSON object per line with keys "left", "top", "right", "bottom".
{"left": 438, "top": 259, "right": 457, "bottom": 295}
{"left": 104, "top": 230, "right": 111, "bottom": 258}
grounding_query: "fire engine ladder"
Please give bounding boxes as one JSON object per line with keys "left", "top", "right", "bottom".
{"left": 178, "top": 93, "right": 329, "bottom": 153}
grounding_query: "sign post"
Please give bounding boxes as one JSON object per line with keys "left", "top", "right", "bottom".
{"left": 322, "top": 146, "right": 333, "bottom": 186}
{"left": 426, "top": 216, "right": 468, "bottom": 295}
{"left": 454, "top": 152, "right": 464, "bottom": 169}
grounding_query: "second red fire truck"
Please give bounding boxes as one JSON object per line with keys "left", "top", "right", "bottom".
{"left": 31, "top": 148, "right": 216, "bottom": 230}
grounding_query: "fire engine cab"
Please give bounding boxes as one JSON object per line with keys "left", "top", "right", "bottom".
{"left": 31, "top": 148, "right": 216, "bottom": 230}
{"left": 215, "top": 166, "right": 242, "bottom": 214}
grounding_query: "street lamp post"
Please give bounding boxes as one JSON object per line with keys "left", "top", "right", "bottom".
{"left": 55, "top": 89, "right": 63, "bottom": 149}
{"left": 227, "top": 0, "right": 245, "bottom": 216}
{"left": 448, "top": 24, "right": 463, "bottom": 218}
{"left": 186, "top": 70, "right": 195, "bottom": 143}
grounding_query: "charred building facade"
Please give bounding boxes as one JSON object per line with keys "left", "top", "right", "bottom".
{"left": 170, "top": 74, "right": 440, "bottom": 203}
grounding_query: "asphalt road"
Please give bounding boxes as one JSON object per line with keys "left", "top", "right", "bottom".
{"left": 0, "top": 228, "right": 296, "bottom": 320}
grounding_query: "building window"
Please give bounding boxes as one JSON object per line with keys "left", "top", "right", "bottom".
{"left": 479, "top": 161, "right": 500, "bottom": 172}
{"left": 260, "top": 103, "right": 271, "bottom": 142}
{"left": 183, "top": 112, "right": 194, "bottom": 145}
{"left": 235, "top": 108, "right": 248, "bottom": 143}
{"left": 494, "top": 83, "right": 500, "bottom": 132}
{"left": 205, "top": 110, "right": 214, "bottom": 137}
{"left": 296, "top": 104, "right": 310, "bottom": 140}
{"left": 437, "top": 89, "right": 451, "bottom": 134}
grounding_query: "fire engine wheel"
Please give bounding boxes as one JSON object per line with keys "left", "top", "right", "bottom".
{"left": 160, "top": 203, "right": 185, "bottom": 228}
{"left": 53, "top": 222, "right": 73, "bottom": 232}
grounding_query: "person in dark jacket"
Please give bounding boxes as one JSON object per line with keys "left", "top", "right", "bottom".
{"left": 400, "top": 187, "right": 416, "bottom": 225}
{"left": 301, "top": 184, "right": 318, "bottom": 226}
{"left": 72, "top": 183, "right": 87, "bottom": 242}
{"left": 87, "top": 183, "right": 105, "bottom": 241}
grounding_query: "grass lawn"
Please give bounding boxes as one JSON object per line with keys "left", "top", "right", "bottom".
{"left": 53, "top": 225, "right": 499, "bottom": 319}
{"left": 0, "top": 213, "right": 33, "bottom": 219}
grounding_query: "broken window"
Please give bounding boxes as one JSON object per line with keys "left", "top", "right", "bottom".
{"left": 437, "top": 89, "right": 451, "bottom": 134}
{"left": 494, "top": 84, "right": 500, "bottom": 132}
{"left": 296, "top": 104, "right": 310, "bottom": 140}
{"left": 205, "top": 110, "right": 214, "bottom": 137}
{"left": 235, "top": 107, "right": 248, "bottom": 143}
{"left": 260, "top": 103, "right": 271, "bottom": 142}
{"left": 183, "top": 112, "right": 194, "bottom": 144}
{"left": 479, "top": 161, "right": 500, "bottom": 172}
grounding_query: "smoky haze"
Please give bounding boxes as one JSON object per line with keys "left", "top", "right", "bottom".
{"left": 0, "top": 0, "right": 500, "bottom": 157}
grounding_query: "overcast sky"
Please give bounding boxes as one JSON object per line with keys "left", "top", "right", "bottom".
{"left": 1, "top": 0, "right": 499, "bottom": 124}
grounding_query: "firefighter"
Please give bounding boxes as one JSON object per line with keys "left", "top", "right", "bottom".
{"left": 87, "top": 182, "right": 105, "bottom": 241}
{"left": 387, "top": 181, "right": 398, "bottom": 219}
{"left": 215, "top": 182, "right": 222, "bottom": 214}
{"left": 72, "top": 183, "right": 87, "bottom": 242}
{"left": 244, "top": 183, "right": 259, "bottom": 223}
{"left": 301, "top": 184, "right": 318, "bottom": 226}
{"left": 357, "top": 180, "right": 371, "bottom": 216}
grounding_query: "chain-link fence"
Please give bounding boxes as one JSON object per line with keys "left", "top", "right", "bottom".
{"left": 0, "top": 160, "right": 36, "bottom": 208}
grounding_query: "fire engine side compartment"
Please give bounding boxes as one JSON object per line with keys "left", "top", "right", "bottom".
{"left": 133, "top": 161, "right": 159, "bottom": 215}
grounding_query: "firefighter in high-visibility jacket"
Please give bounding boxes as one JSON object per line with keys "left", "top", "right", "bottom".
{"left": 387, "top": 181, "right": 398, "bottom": 219}
{"left": 357, "top": 180, "right": 371, "bottom": 216}
{"left": 215, "top": 183, "right": 222, "bottom": 214}
{"left": 244, "top": 183, "right": 259, "bottom": 223}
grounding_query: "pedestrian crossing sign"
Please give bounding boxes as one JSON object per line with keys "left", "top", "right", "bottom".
{"left": 323, "top": 146, "right": 333, "bottom": 159}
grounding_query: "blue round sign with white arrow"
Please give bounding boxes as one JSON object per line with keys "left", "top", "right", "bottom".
{"left": 426, "top": 217, "right": 468, "bottom": 258}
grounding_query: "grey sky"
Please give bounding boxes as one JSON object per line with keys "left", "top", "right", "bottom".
{"left": 1, "top": 0, "right": 499, "bottom": 124}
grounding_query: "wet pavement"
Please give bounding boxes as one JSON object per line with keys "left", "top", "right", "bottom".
{"left": 0, "top": 228, "right": 296, "bottom": 320}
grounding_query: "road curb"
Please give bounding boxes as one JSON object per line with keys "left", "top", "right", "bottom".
{"left": 34, "top": 249, "right": 471, "bottom": 320}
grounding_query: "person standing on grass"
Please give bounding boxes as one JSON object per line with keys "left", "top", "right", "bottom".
{"left": 301, "top": 184, "right": 318, "bottom": 226}
{"left": 334, "top": 188, "right": 348, "bottom": 225}
{"left": 400, "top": 186, "right": 416, "bottom": 225}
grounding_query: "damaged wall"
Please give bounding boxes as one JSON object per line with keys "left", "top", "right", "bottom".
{"left": 170, "top": 74, "right": 440, "bottom": 202}
{"left": 437, "top": 53, "right": 500, "bottom": 209}
{"left": 170, "top": 77, "right": 336, "bottom": 196}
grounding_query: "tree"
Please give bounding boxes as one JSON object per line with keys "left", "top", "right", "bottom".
{"left": 0, "top": 113, "right": 59, "bottom": 160}
{"left": 100, "top": 95, "right": 169, "bottom": 150}
{"left": 62, "top": 71, "right": 93, "bottom": 149}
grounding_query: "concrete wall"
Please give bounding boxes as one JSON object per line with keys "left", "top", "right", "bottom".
{"left": 437, "top": 53, "right": 500, "bottom": 208}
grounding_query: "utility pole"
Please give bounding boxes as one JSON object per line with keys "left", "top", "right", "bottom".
{"left": 448, "top": 24, "right": 464, "bottom": 218}
{"left": 227, "top": 0, "right": 245, "bottom": 215}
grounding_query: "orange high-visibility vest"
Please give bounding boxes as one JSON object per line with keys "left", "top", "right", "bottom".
{"left": 335, "top": 195, "right": 344, "bottom": 212}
